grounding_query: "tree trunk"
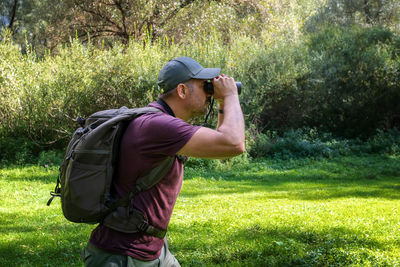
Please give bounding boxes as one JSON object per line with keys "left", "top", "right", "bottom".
{"left": 8, "top": 0, "right": 18, "bottom": 29}
{"left": 364, "top": 0, "right": 372, "bottom": 24}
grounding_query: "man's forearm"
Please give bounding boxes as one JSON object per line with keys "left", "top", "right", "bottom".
{"left": 216, "top": 95, "right": 245, "bottom": 147}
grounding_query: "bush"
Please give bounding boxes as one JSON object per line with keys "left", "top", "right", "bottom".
{"left": 249, "top": 128, "right": 400, "bottom": 160}
{"left": 37, "top": 150, "right": 64, "bottom": 167}
{"left": 0, "top": 32, "right": 235, "bottom": 149}
{"left": 1, "top": 25, "right": 400, "bottom": 160}
{"left": 0, "top": 38, "right": 165, "bottom": 147}
{"left": 236, "top": 26, "right": 400, "bottom": 139}
{"left": 229, "top": 36, "right": 312, "bottom": 131}
{"left": 0, "top": 137, "right": 64, "bottom": 166}
{"left": 304, "top": 26, "right": 400, "bottom": 138}
{"left": 185, "top": 157, "right": 220, "bottom": 170}
{"left": 249, "top": 128, "right": 335, "bottom": 159}
{"left": 185, "top": 151, "right": 250, "bottom": 171}
{"left": 347, "top": 128, "right": 400, "bottom": 155}
{"left": 0, "top": 137, "right": 38, "bottom": 166}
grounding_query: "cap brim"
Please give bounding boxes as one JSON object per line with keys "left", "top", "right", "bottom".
{"left": 193, "top": 68, "right": 221, "bottom": 80}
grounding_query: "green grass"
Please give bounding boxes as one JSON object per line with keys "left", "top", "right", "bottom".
{"left": 1, "top": 155, "right": 399, "bottom": 266}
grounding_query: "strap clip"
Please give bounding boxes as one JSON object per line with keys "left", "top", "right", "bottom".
{"left": 137, "top": 220, "right": 149, "bottom": 232}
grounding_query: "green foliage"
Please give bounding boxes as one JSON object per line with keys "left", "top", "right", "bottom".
{"left": 1, "top": 0, "right": 323, "bottom": 53}
{"left": 346, "top": 128, "right": 400, "bottom": 155}
{"left": 0, "top": 36, "right": 175, "bottom": 147}
{"left": 235, "top": 38, "right": 312, "bottom": 130}
{"left": 239, "top": 25, "right": 400, "bottom": 138}
{"left": 0, "top": 137, "right": 38, "bottom": 166}
{"left": 1, "top": 23, "right": 400, "bottom": 160}
{"left": 185, "top": 157, "right": 221, "bottom": 170}
{"left": 249, "top": 129, "right": 334, "bottom": 159}
{"left": 305, "top": 26, "right": 400, "bottom": 137}
{"left": 304, "top": 0, "right": 400, "bottom": 33}
{"left": 249, "top": 128, "right": 400, "bottom": 160}
{"left": 37, "top": 150, "right": 63, "bottom": 167}
{"left": 0, "top": 137, "right": 64, "bottom": 167}
{"left": 0, "top": 0, "right": 61, "bottom": 54}
{"left": 185, "top": 152, "right": 250, "bottom": 172}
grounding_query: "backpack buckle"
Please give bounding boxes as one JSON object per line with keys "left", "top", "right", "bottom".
{"left": 75, "top": 116, "right": 86, "bottom": 127}
{"left": 137, "top": 220, "right": 149, "bottom": 232}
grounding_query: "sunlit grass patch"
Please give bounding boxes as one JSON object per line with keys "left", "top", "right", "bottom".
{"left": 1, "top": 155, "right": 399, "bottom": 266}
{"left": 0, "top": 166, "right": 93, "bottom": 266}
{"left": 172, "top": 155, "right": 400, "bottom": 266}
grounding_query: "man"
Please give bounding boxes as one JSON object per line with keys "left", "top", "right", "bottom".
{"left": 82, "top": 57, "right": 245, "bottom": 266}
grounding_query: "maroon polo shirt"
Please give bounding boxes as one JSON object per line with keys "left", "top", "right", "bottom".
{"left": 89, "top": 101, "right": 200, "bottom": 260}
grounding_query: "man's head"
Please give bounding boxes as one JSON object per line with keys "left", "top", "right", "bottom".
{"left": 157, "top": 57, "right": 220, "bottom": 120}
{"left": 158, "top": 57, "right": 220, "bottom": 96}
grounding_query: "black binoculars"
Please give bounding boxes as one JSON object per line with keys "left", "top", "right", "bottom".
{"left": 204, "top": 81, "right": 242, "bottom": 95}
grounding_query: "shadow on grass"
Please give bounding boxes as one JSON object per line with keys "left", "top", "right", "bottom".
{"left": 181, "top": 155, "right": 400, "bottom": 200}
{"left": 0, "top": 211, "right": 91, "bottom": 267}
{"left": 180, "top": 182, "right": 400, "bottom": 201}
{"left": 181, "top": 167, "right": 400, "bottom": 200}
{"left": 169, "top": 221, "right": 398, "bottom": 266}
{"left": 0, "top": 166, "right": 57, "bottom": 183}
{"left": 185, "top": 155, "right": 400, "bottom": 181}
{"left": 1, "top": 211, "right": 396, "bottom": 267}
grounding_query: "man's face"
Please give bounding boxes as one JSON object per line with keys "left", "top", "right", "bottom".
{"left": 185, "top": 79, "right": 212, "bottom": 118}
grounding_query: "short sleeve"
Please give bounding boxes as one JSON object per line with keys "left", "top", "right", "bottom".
{"left": 132, "top": 112, "right": 200, "bottom": 157}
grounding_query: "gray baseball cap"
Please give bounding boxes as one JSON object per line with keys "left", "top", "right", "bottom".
{"left": 158, "top": 57, "right": 221, "bottom": 92}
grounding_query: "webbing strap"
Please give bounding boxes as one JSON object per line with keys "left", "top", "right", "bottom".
{"left": 136, "top": 157, "right": 175, "bottom": 190}
{"left": 101, "top": 156, "right": 174, "bottom": 237}
{"left": 109, "top": 156, "right": 174, "bottom": 209}
{"left": 47, "top": 174, "right": 61, "bottom": 206}
{"left": 139, "top": 222, "right": 167, "bottom": 239}
{"left": 147, "top": 227, "right": 167, "bottom": 239}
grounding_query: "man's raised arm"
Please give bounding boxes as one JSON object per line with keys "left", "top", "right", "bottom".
{"left": 177, "top": 75, "right": 245, "bottom": 159}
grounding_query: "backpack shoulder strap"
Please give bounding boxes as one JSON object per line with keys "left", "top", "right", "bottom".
{"left": 136, "top": 156, "right": 175, "bottom": 191}
{"left": 110, "top": 156, "right": 174, "bottom": 210}
{"left": 102, "top": 156, "right": 174, "bottom": 238}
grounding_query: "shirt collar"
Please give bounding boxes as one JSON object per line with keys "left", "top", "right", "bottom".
{"left": 156, "top": 98, "right": 175, "bottom": 117}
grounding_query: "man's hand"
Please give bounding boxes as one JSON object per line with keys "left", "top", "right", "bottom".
{"left": 212, "top": 74, "right": 238, "bottom": 100}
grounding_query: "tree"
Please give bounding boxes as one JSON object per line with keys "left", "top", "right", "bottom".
{"left": 46, "top": 0, "right": 201, "bottom": 46}
{"left": 304, "top": 0, "right": 400, "bottom": 33}
{"left": 0, "top": 0, "right": 68, "bottom": 53}
{"left": 1, "top": 0, "right": 274, "bottom": 52}
{"left": 0, "top": 0, "right": 18, "bottom": 30}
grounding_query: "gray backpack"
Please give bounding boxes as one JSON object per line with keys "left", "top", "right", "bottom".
{"left": 48, "top": 106, "right": 174, "bottom": 238}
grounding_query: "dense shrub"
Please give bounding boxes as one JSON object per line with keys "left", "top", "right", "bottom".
{"left": 1, "top": 26, "right": 400, "bottom": 163}
{"left": 0, "top": 137, "right": 38, "bottom": 165}
{"left": 37, "top": 150, "right": 64, "bottom": 167}
{"left": 237, "top": 40, "right": 311, "bottom": 130}
{"left": 304, "top": 26, "right": 400, "bottom": 138}
{"left": 0, "top": 33, "right": 229, "bottom": 148}
{"left": 248, "top": 128, "right": 400, "bottom": 160}
{"left": 347, "top": 128, "right": 400, "bottom": 155}
{"left": 249, "top": 128, "right": 336, "bottom": 159}
{"left": 247, "top": 26, "right": 400, "bottom": 138}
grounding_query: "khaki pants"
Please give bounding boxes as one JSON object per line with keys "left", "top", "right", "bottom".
{"left": 82, "top": 239, "right": 180, "bottom": 267}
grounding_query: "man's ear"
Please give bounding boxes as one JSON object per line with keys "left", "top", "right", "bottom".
{"left": 176, "top": 83, "right": 187, "bottom": 99}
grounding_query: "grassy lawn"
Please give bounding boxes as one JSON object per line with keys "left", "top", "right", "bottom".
{"left": 0, "top": 155, "right": 399, "bottom": 266}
